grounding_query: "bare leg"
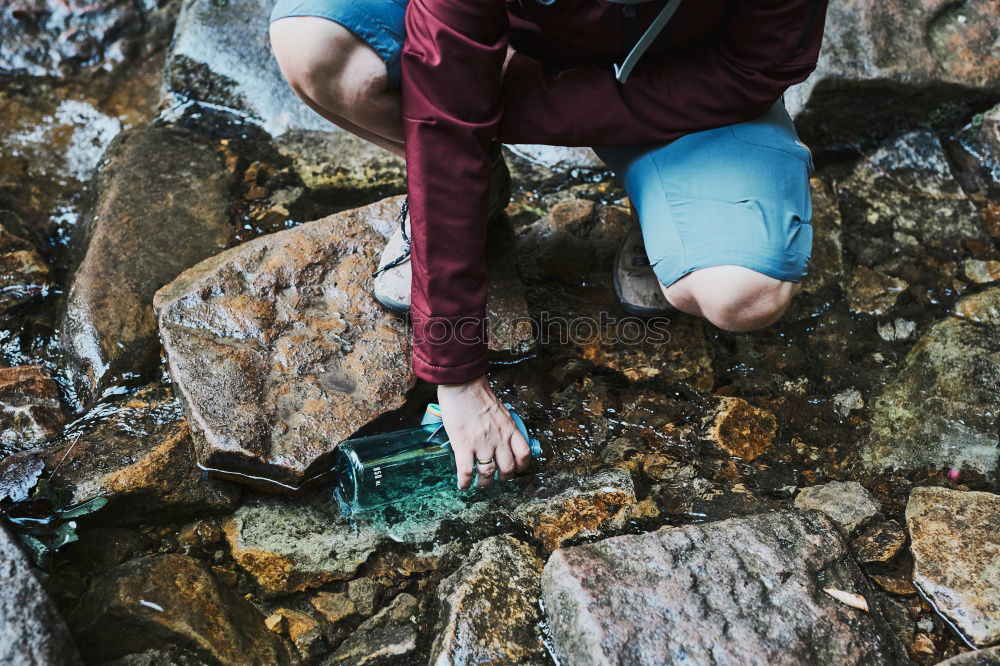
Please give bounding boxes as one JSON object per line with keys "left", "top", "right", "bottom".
{"left": 661, "top": 265, "right": 802, "bottom": 332}
{"left": 269, "top": 16, "right": 405, "bottom": 158}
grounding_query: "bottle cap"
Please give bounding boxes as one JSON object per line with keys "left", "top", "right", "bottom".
{"left": 421, "top": 403, "right": 444, "bottom": 425}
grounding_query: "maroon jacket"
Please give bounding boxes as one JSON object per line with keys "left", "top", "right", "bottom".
{"left": 400, "top": 0, "right": 828, "bottom": 384}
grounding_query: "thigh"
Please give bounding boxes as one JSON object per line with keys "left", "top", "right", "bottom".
{"left": 597, "top": 99, "right": 815, "bottom": 288}
{"left": 269, "top": 0, "right": 408, "bottom": 88}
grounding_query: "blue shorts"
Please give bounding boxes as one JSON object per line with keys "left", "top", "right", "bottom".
{"left": 269, "top": 0, "right": 815, "bottom": 286}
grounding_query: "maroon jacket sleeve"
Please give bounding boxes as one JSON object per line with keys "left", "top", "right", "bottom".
{"left": 400, "top": 0, "right": 509, "bottom": 384}
{"left": 497, "top": 0, "right": 828, "bottom": 145}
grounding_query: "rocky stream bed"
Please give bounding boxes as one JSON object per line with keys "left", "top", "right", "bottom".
{"left": 1, "top": 0, "right": 1000, "bottom": 664}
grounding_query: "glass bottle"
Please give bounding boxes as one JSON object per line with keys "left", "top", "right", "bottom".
{"left": 334, "top": 403, "right": 541, "bottom": 513}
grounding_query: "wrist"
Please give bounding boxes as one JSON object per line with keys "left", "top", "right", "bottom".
{"left": 437, "top": 373, "right": 488, "bottom": 395}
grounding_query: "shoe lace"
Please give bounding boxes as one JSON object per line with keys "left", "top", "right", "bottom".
{"left": 372, "top": 197, "right": 411, "bottom": 278}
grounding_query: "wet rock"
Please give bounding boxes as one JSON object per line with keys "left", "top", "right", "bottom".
{"left": 273, "top": 130, "right": 405, "bottom": 195}
{"left": 270, "top": 608, "right": 324, "bottom": 659}
{"left": 963, "top": 259, "right": 1000, "bottom": 285}
{"left": 906, "top": 486, "right": 1000, "bottom": 647}
{"left": 542, "top": 510, "right": 904, "bottom": 665}
{"left": 223, "top": 497, "right": 384, "bottom": 596}
{"left": 507, "top": 145, "right": 604, "bottom": 172}
{"left": 0, "top": 0, "right": 145, "bottom": 78}
{"left": 517, "top": 199, "right": 628, "bottom": 283}
{"left": 871, "top": 574, "right": 918, "bottom": 597}
{"left": 852, "top": 521, "right": 908, "bottom": 564}
{"left": 937, "top": 646, "right": 1000, "bottom": 665}
{"left": 39, "top": 382, "right": 239, "bottom": 525}
{"left": 0, "top": 523, "right": 82, "bottom": 665}
{"left": 0, "top": 224, "right": 52, "bottom": 314}
{"left": 651, "top": 477, "right": 771, "bottom": 523}
{"left": 847, "top": 266, "right": 909, "bottom": 315}
{"left": 786, "top": 0, "right": 1000, "bottom": 144}
{"left": 311, "top": 591, "right": 356, "bottom": 625}
{"left": 327, "top": 593, "right": 419, "bottom": 664}
{"left": 0, "top": 365, "right": 65, "bottom": 455}
{"left": 153, "top": 198, "right": 416, "bottom": 491}
{"left": 104, "top": 647, "right": 212, "bottom": 665}
{"left": 877, "top": 318, "right": 918, "bottom": 342}
{"left": 796, "top": 179, "right": 845, "bottom": 302}
{"left": 794, "top": 481, "right": 880, "bottom": 534}
{"left": 167, "top": 0, "right": 328, "bottom": 135}
{"left": 832, "top": 388, "right": 865, "bottom": 416}
{"left": 703, "top": 397, "right": 778, "bottom": 461}
{"left": 61, "top": 127, "right": 232, "bottom": 402}
{"left": 513, "top": 468, "right": 637, "bottom": 552}
{"left": 483, "top": 214, "right": 536, "bottom": 360}
{"left": 347, "top": 577, "right": 384, "bottom": 617}
{"left": 576, "top": 312, "right": 714, "bottom": 391}
{"left": 429, "top": 535, "right": 546, "bottom": 665}
{"left": 69, "top": 553, "right": 295, "bottom": 664}
{"left": 863, "top": 288, "right": 1000, "bottom": 480}
{"left": 835, "top": 129, "right": 985, "bottom": 269}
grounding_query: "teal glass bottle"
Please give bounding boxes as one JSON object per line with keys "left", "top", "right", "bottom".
{"left": 334, "top": 403, "right": 541, "bottom": 513}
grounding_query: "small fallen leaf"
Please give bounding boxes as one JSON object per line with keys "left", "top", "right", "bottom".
{"left": 823, "top": 587, "right": 869, "bottom": 611}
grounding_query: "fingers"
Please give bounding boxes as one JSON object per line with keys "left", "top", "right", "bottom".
{"left": 456, "top": 450, "right": 476, "bottom": 490}
{"left": 475, "top": 455, "right": 498, "bottom": 489}
{"left": 494, "top": 441, "right": 516, "bottom": 482}
{"left": 509, "top": 429, "right": 532, "bottom": 472}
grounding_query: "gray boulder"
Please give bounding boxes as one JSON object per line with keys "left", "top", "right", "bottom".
{"left": 429, "top": 535, "right": 547, "bottom": 665}
{"left": 0, "top": 523, "right": 82, "bottom": 665}
{"left": 223, "top": 497, "right": 385, "bottom": 596}
{"left": 906, "top": 486, "right": 1000, "bottom": 647}
{"left": 542, "top": 510, "right": 906, "bottom": 665}
{"left": 794, "top": 480, "right": 880, "bottom": 535}
{"left": 60, "top": 127, "right": 232, "bottom": 403}
{"left": 326, "top": 593, "right": 419, "bottom": 665}
{"left": 862, "top": 288, "right": 1000, "bottom": 481}
{"left": 787, "top": 0, "right": 1000, "bottom": 143}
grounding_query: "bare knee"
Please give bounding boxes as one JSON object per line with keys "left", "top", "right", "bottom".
{"left": 269, "top": 16, "right": 386, "bottom": 116}
{"left": 664, "top": 265, "right": 800, "bottom": 332}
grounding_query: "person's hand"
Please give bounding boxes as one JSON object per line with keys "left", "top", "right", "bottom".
{"left": 437, "top": 374, "right": 532, "bottom": 490}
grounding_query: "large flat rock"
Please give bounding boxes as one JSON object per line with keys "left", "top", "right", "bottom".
{"left": 863, "top": 288, "right": 1000, "bottom": 481}
{"left": 787, "top": 0, "right": 1000, "bottom": 144}
{"left": 153, "top": 198, "right": 416, "bottom": 491}
{"left": 906, "top": 486, "right": 1000, "bottom": 647}
{"left": 0, "top": 524, "right": 82, "bottom": 665}
{"left": 60, "top": 127, "right": 232, "bottom": 403}
{"left": 542, "top": 510, "right": 905, "bottom": 665}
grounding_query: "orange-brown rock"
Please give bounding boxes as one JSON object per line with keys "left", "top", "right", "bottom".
{"left": 153, "top": 197, "right": 417, "bottom": 492}
{"left": 513, "top": 468, "right": 637, "bottom": 552}
{"left": 704, "top": 397, "right": 778, "bottom": 461}
{"left": 69, "top": 554, "right": 295, "bottom": 665}
{"left": 36, "top": 382, "right": 237, "bottom": 524}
